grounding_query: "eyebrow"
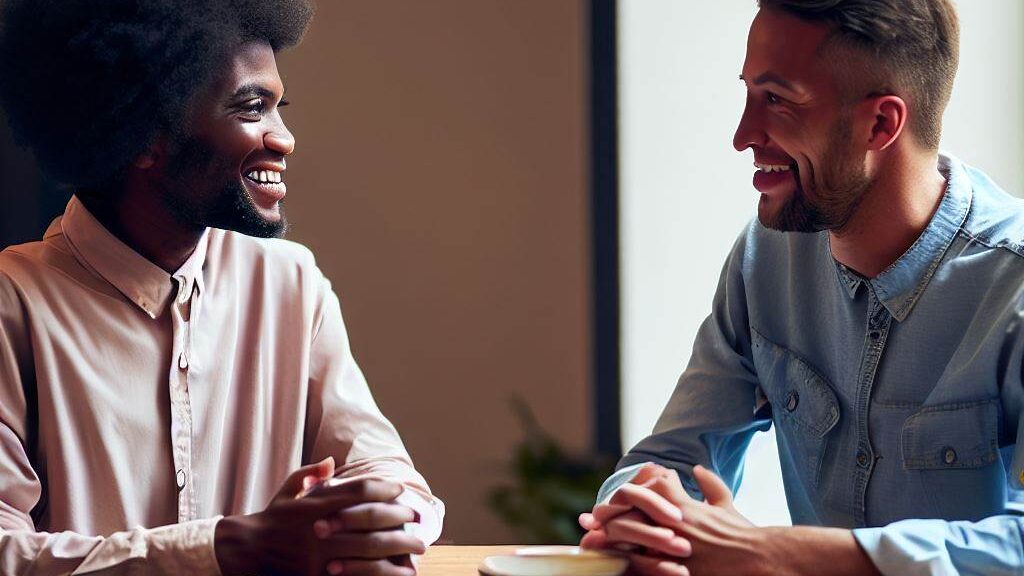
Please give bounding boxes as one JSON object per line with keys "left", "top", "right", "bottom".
{"left": 739, "top": 72, "right": 797, "bottom": 92}
{"left": 231, "top": 83, "right": 287, "bottom": 101}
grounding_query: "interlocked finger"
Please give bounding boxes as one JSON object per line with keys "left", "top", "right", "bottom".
{"left": 604, "top": 513, "right": 691, "bottom": 558}
{"left": 610, "top": 484, "right": 684, "bottom": 527}
{"left": 319, "top": 503, "right": 417, "bottom": 534}
{"left": 325, "top": 530, "right": 426, "bottom": 560}
{"left": 592, "top": 503, "right": 635, "bottom": 525}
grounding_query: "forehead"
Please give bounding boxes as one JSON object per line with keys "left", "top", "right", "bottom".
{"left": 743, "top": 8, "right": 835, "bottom": 89}
{"left": 213, "top": 40, "right": 282, "bottom": 95}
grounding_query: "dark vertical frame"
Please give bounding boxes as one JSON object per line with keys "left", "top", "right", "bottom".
{"left": 589, "top": 0, "right": 621, "bottom": 457}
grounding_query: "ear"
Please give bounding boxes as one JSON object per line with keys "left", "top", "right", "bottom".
{"left": 862, "top": 95, "right": 907, "bottom": 152}
{"left": 132, "top": 134, "right": 170, "bottom": 170}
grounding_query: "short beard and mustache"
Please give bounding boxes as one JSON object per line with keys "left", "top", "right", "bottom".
{"left": 761, "top": 116, "right": 872, "bottom": 233}
{"left": 159, "top": 135, "right": 288, "bottom": 239}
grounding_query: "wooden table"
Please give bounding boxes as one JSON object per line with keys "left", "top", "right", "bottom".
{"left": 418, "top": 546, "right": 521, "bottom": 575}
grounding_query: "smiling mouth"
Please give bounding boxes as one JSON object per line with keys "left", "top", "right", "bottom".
{"left": 753, "top": 161, "right": 797, "bottom": 174}
{"left": 750, "top": 158, "right": 801, "bottom": 195}
{"left": 242, "top": 168, "right": 287, "bottom": 209}
{"left": 245, "top": 169, "right": 284, "bottom": 185}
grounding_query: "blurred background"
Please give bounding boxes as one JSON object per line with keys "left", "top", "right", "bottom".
{"left": 1, "top": 0, "right": 1021, "bottom": 543}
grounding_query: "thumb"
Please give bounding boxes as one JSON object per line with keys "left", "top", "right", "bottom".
{"left": 693, "top": 465, "right": 733, "bottom": 508}
{"left": 275, "top": 456, "right": 335, "bottom": 502}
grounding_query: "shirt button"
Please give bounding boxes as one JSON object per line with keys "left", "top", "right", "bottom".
{"left": 868, "top": 330, "right": 882, "bottom": 341}
{"left": 176, "top": 469, "right": 186, "bottom": 490}
{"left": 943, "top": 447, "right": 957, "bottom": 465}
{"left": 178, "top": 352, "right": 188, "bottom": 370}
{"left": 856, "top": 451, "right": 870, "bottom": 468}
{"left": 785, "top": 391, "right": 799, "bottom": 412}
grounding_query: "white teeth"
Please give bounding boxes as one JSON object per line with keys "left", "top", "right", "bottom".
{"left": 755, "top": 163, "right": 792, "bottom": 173}
{"left": 246, "top": 169, "right": 284, "bottom": 184}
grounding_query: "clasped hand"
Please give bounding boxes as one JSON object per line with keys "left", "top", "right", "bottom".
{"left": 579, "top": 463, "right": 768, "bottom": 576}
{"left": 216, "top": 457, "right": 425, "bottom": 576}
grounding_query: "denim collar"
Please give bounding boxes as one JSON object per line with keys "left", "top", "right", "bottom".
{"left": 831, "top": 153, "right": 972, "bottom": 321}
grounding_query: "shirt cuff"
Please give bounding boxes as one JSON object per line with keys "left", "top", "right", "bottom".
{"left": 74, "top": 516, "right": 223, "bottom": 575}
{"left": 395, "top": 489, "right": 445, "bottom": 546}
{"left": 854, "top": 522, "right": 960, "bottom": 576}
{"left": 596, "top": 463, "right": 646, "bottom": 504}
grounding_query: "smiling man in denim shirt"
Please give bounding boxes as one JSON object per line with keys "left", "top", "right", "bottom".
{"left": 579, "top": 1, "right": 1024, "bottom": 575}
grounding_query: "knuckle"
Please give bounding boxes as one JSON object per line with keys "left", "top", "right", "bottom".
{"left": 366, "top": 531, "right": 388, "bottom": 555}
{"left": 349, "top": 479, "right": 372, "bottom": 498}
{"left": 363, "top": 505, "right": 382, "bottom": 526}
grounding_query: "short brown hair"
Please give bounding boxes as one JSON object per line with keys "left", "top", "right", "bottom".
{"left": 758, "top": 0, "right": 960, "bottom": 150}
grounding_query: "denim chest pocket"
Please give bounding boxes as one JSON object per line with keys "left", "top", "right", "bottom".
{"left": 751, "top": 329, "right": 840, "bottom": 488}
{"left": 901, "top": 399, "right": 1004, "bottom": 520}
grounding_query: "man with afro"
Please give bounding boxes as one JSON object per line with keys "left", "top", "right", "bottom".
{"left": 0, "top": 1, "right": 443, "bottom": 574}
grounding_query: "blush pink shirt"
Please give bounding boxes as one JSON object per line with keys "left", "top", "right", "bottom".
{"left": 0, "top": 196, "right": 443, "bottom": 574}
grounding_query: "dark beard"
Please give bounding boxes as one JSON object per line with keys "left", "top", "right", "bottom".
{"left": 160, "top": 136, "right": 288, "bottom": 239}
{"left": 761, "top": 118, "right": 871, "bottom": 233}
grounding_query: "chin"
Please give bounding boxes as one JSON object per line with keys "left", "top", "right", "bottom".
{"left": 203, "top": 184, "right": 289, "bottom": 239}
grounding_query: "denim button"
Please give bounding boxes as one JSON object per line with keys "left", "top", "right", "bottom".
{"left": 943, "top": 447, "right": 957, "bottom": 465}
{"left": 856, "top": 451, "right": 870, "bottom": 468}
{"left": 869, "top": 330, "right": 881, "bottom": 341}
{"left": 785, "top": 391, "right": 799, "bottom": 412}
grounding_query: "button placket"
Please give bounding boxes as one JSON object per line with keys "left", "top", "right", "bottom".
{"left": 168, "top": 277, "right": 198, "bottom": 522}
{"left": 851, "top": 291, "right": 892, "bottom": 526}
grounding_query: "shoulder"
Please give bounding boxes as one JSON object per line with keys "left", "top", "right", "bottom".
{"left": 0, "top": 232, "right": 83, "bottom": 298}
{"left": 205, "top": 229, "right": 329, "bottom": 303}
{"left": 959, "top": 163, "right": 1024, "bottom": 258}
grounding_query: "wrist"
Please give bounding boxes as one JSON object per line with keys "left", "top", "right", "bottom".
{"left": 214, "top": 515, "right": 259, "bottom": 576}
{"left": 746, "top": 527, "right": 784, "bottom": 576}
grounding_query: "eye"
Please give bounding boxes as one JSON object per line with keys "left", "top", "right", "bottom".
{"left": 765, "top": 91, "right": 783, "bottom": 105}
{"left": 238, "top": 98, "right": 267, "bottom": 120}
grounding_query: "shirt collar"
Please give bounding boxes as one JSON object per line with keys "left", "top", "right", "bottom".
{"left": 59, "top": 195, "right": 209, "bottom": 319}
{"left": 829, "top": 152, "right": 972, "bottom": 321}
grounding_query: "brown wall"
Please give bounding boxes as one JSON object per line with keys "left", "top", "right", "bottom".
{"left": 277, "top": 1, "right": 590, "bottom": 543}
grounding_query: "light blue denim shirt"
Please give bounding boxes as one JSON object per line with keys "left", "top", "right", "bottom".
{"left": 600, "top": 153, "right": 1024, "bottom": 575}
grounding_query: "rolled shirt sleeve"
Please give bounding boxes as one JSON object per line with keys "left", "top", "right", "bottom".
{"left": 853, "top": 516, "right": 1024, "bottom": 576}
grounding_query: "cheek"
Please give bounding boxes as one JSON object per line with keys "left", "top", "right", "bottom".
{"left": 207, "top": 123, "right": 265, "bottom": 169}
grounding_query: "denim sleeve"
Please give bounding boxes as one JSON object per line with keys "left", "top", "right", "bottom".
{"left": 599, "top": 225, "right": 771, "bottom": 503}
{"left": 853, "top": 516, "right": 1024, "bottom": 575}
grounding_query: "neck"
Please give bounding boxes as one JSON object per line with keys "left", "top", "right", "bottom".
{"left": 80, "top": 185, "right": 204, "bottom": 274}
{"left": 827, "top": 150, "right": 946, "bottom": 278}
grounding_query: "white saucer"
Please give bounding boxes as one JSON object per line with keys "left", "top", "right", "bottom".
{"left": 479, "top": 546, "right": 628, "bottom": 576}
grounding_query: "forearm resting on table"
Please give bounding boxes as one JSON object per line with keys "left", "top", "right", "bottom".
{"left": 759, "top": 526, "right": 881, "bottom": 576}
{"left": 0, "top": 519, "right": 222, "bottom": 575}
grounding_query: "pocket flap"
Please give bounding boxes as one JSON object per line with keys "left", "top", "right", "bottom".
{"left": 901, "top": 400, "right": 1000, "bottom": 470}
{"left": 751, "top": 329, "right": 840, "bottom": 437}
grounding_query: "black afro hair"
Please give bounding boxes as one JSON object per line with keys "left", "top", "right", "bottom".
{"left": 0, "top": 0, "right": 314, "bottom": 188}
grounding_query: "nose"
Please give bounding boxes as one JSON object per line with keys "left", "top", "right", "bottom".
{"left": 733, "top": 98, "right": 765, "bottom": 152}
{"left": 264, "top": 122, "right": 295, "bottom": 156}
